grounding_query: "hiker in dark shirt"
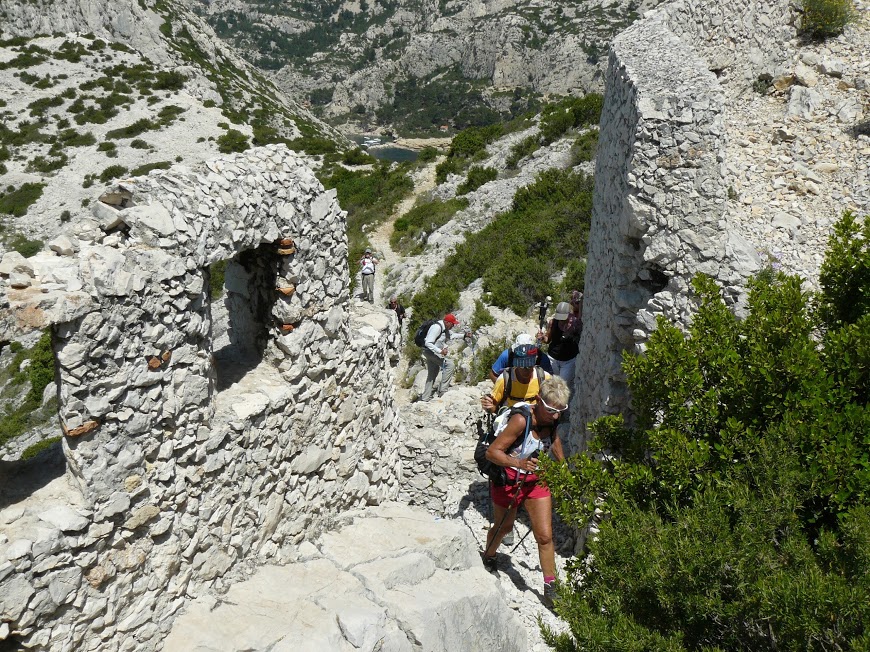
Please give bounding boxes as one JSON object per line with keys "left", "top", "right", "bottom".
{"left": 388, "top": 296, "right": 405, "bottom": 326}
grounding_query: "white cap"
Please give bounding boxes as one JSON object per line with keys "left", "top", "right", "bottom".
{"left": 513, "top": 333, "right": 535, "bottom": 349}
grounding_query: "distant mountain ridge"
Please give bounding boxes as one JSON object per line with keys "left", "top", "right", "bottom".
{"left": 191, "top": 0, "right": 664, "bottom": 133}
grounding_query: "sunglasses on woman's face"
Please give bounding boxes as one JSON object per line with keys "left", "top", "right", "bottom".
{"left": 538, "top": 395, "right": 567, "bottom": 415}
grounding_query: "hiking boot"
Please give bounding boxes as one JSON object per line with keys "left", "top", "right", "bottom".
{"left": 502, "top": 529, "right": 514, "bottom": 546}
{"left": 482, "top": 555, "right": 498, "bottom": 573}
{"left": 543, "top": 582, "right": 557, "bottom": 608}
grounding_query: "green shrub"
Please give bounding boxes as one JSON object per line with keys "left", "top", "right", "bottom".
{"left": 130, "top": 139, "right": 150, "bottom": 149}
{"left": 27, "top": 152, "right": 69, "bottom": 174}
{"left": 541, "top": 213, "right": 870, "bottom": 651}
{"left": 26, "top": 96, "right": 64, "bottom": 117}
{"left": 435, "top": 156, "right": 462, "bottom": 183}
{"left": 217, "top": 129, "right": 250, "bottom": 154}
{"left": 60, "top": 210, "right": 71, "bottom": 222}
{"left": 506, "top": 135, "right": 540, "bottom": 169}
{"left": 816, "top": 210, "right": 870, "bottom": 330}
{"left": 0, "top": 183, "right": 45, "bottom": 217}
{"left": 288, "top": 135, "right": 336, "bottom": 155}
{"left": 130, "top": 161, "right": 171, "bottom": 176}
{"left": 153, "top": 70, "right": 187, "bottom": 91}
{"left": 97, "top": 141, "right": 116, "bottom": 152}
{"left": 571, "top": 128, "right": 599, "bottom": 164}
{"left": 58, "top": 129, "right": 96, "bottom": 147}
{"left": 457, "top": 165, "right": 497, "bottom": 195}
{"left": 98, "top": 164, "right": 128, "bottom": 183}
{"left": 0, "top": 330, "right": 57, "bottom": 449}
{"left": 470, "top": 299, "right": 495, "bottom": 330}
{"left": 801, "top": 0, "right": 856, "bottom": 37}
{"left": 105, "top": 118, "right": 156, "bottom": 139}
{"left": 21, "top": 437, "right": 61, "bottom": 461}
{"left": 539, "top": 93, "right": 604, "bottom": 145}
{"left": 6, "top": 234, "right": 43, "bottom": 258}
{"left": 342, "top": 147, "right": 375, "bottom": 166}
{"left": 417, "top": 146, "right": 438, "bottom": 162}
{"left": 209, "top": 259, "right": 227, "bottom": 299}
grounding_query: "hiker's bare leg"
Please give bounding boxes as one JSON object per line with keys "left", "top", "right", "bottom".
{"left": 485, "top": 503, "right": 517, "bottom": 557}
{"left": 525, "top": 496, "right": 556, "bottom": 578}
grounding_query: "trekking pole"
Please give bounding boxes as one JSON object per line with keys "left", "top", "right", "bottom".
{"left": 508, "top": 527, "right": 534, "bottom": 554}
{"left": 482, "top": 470, "right": 528, "bottom": 560}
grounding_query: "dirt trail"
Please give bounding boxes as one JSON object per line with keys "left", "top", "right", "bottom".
{"left": 365, "top": 159, "right": 439, "bottom": 406}
{"left": 368, "top": 159, "right": 439, "bottom": 296}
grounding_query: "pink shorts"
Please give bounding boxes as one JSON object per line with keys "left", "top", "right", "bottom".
{"left": 491, "top": 467, "right": 551, "bottom": 508}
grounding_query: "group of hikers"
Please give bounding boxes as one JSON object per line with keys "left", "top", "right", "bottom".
{"left": 414, "top": 291, "right": 584, "bottom": 607}
{"left": 359, "top": 247, "right": 581, "bottom": 606}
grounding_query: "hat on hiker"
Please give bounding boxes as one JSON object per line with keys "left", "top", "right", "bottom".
{"left": 365, "top": 247, "right": 372, "bottom": 254}
{"left": 513, "top": 344, "right": 538, "bottom": 367}
{"left": 444, "top": 313, "right": 459, "bottom": 326}
{"left": 553, "top": 302, "right": 571, "bottom": 320}
{"left": 513, "top": 333, "right": 535, "bottom": 348}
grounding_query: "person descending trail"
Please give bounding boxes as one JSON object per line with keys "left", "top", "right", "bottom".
{"left": 481, "top": 375, "right": 568, "bottom": 607}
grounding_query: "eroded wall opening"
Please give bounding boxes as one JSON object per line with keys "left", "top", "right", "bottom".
{"left": 211, "top": 244, "right": 280, "bottom": 391}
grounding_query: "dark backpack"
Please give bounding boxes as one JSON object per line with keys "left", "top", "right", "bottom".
{"left": 496, "top": 366, "right": 546, "bottom": 413}
{"left": 474, "top": 403, "right": 532, "bottom": 486}
{"left": 413, "top": 319, "right": 441, "bottom": 347}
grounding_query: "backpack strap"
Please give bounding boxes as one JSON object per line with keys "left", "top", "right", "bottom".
{"left": 497, "top": 368, "right": 512, "bottom": 413}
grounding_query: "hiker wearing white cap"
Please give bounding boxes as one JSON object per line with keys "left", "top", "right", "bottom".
{"left": 541, "top": 301, "right": 579, "bottom": 384}
{"left": 488, "top": 333, "right": 553, "bottom": 382}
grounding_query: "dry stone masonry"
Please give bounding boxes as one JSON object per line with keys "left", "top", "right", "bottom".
{"left": 573, "top": 0, "right": 798, "bottom": 443}
{"left": 0, "top": 145, "right": 404, "bottom": 651}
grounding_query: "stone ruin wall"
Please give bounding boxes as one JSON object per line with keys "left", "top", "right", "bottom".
{"left": 572, "top": 0, "right": 798, "bottom": 443}
{"left": 0, "top": 145, "right": 403, "bottom": 651}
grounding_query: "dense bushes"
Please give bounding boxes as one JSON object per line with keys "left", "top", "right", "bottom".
{"left": 0, "top": 183, "right": 45, "bottom": 217}
{"left": 539, "top": 94, "right": 603, "bottom": 145}
{"left": 541, "top": 211, "right": 870, "bottom": 652}
{"left": 409, "top": 168, "right": 593, "bottom": 335}
{"left": 217, "top": 129, "right": 250, "bottom": 153}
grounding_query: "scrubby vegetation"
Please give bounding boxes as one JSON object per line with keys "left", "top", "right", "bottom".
{"left": 0, "top": 331, "right": 57, "bottom": 449}
{"left": 217, "top": 128, "right": 250, "bottom": 153}
{"left": 801, "top": 0, "right": 856, "bottom": 38}
{"left": 539, "top": 94, "right": 603, "bottom": 145}
{"left": 409, "top": 167, "right": 594, "bottom": 336}
{"left": 541, "top": 211, "right": 870, "bottom": 652}
{"left": 391, "top": 197, "right": 469, "bottom": 255}
{"left": 0, "top": 183, "right": 45, "bottom": 217}
{"left": 457, "top": 166, "right": 498, "bottom": 195}
{"left": 571, "top": 128, "right": 599, "bottom": 164}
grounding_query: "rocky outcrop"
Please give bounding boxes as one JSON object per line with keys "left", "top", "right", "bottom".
{"left": 572, "top": 0, "right": 798, "bottom": 444}
{"left": 163, "top": 503, "right": 527, "bottom": 652}
{"left": 0, "top": 145, "right": 404, "bottom": 651}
